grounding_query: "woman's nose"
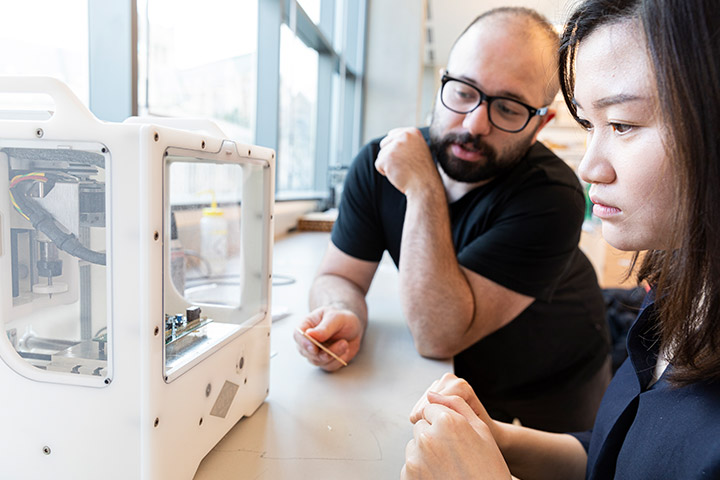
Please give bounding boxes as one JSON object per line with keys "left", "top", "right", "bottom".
{"left": 578, "top": 132, "right": 616, "bottom": 185}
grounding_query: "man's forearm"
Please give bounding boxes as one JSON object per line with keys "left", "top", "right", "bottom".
{"left": 309, "top": 273, "right": 369, "bottom": 330}
{"left": 399, "top": 188, "right": 475, "bottom": 358}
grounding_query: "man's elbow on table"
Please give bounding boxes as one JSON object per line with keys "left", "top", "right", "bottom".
{"left": 409, "top": 275, "right": 536, "bottom": 359}
{"left": 407, "top": 306, "right": 514, "bottom": 359}
{"left": 404, "top": 309, "right": 476, "bottom": 359}
{"left": 409, "top": 327, "right": 470, "bottom": 359}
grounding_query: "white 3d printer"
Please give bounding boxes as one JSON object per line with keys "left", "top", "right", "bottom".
{"left": 0, "top": 76, "right": 275, "bottom": 479}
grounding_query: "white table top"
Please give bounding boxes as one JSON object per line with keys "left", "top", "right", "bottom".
{"left": 194, "top": 232, "right": 451, "bottom": 479}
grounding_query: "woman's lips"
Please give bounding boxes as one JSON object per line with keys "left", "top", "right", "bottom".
{"left": 450, "top": 143, "right": 484, "bottom": 162}
{"left": 591, "top": 199, "right": 622, "bottom": 218}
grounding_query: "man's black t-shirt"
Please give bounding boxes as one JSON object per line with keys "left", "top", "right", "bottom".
{"left": 332, "top": 128, "right": 609, "bottom": 411}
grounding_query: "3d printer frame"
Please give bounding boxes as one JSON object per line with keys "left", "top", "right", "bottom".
{"left": 0, "top": 76, "right": 275, "bottom": 480}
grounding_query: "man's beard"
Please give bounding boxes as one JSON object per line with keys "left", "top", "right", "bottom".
{"left": 429, "top": 125, "right": 534, "bottom": 183}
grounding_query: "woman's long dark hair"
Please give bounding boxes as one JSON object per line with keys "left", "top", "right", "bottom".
{"left": 560, "top": 0, "right": 720, "bottom": 385}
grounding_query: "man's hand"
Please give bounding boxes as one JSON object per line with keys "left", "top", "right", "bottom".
{"left": 375, "top": 127, "right": 442, "bottom": 196}
{"left": 293, "top": 305, "right": 364, "bottom": 371}
{"left": 402, "top": 390, "right": 511, "bottom": 480}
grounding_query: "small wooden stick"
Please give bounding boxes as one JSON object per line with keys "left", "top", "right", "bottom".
{"left": 296, "top": 327, "right": 348, "bottom": 366}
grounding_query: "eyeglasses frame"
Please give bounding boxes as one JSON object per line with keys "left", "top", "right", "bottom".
{"left": 440, "top": 72, "right": 549, "bottom": 133}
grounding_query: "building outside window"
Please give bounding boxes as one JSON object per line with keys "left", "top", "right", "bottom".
{"left": 0, "top": 0, "right": 366, "bottom": 201}
{"left": 140, "top": 0, "right": 258, "bottom": 145}
{"left": 277, "top": 23, "right": 318, "bottom": 194}
{"left": 0, "top": 0, "right": 89, "bottom": 108}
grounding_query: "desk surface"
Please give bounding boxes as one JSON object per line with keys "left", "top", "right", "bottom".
{"left": 194, "top": 232, "right": 451, "bottom": 479}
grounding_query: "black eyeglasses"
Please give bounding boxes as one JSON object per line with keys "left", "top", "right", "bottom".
{"left": 440, "top": 73, "right": 549, "bottom": 133}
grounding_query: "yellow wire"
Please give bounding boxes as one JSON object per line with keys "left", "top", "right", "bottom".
{"left": 8, "top": 171, "right": 45, "bottom": 221}
{"left": 9, "top": 191, "right": 30, "bottom": 221}
{"left": 10, "top": 171, "right": 46, "bottom": 185}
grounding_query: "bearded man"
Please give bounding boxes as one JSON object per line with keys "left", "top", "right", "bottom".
{"left": 293, "top": 7, "right": 611, "bottom": 433}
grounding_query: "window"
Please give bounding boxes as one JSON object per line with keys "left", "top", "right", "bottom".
{"left": 140, "top": 0, "right": 258, "bottom": 144}
{"left": 268, "top": 0, "right": 367, "bottom": 200}
{"left": 297, "top": 0, "right": 321, "bottom": 25}
{"left": 2, "top": 0, "right": 367, "bottom": 202}
{"left": 0, "top": 0, "right": 89, "bottom": 106}
{"left": 277, "top": 24, "right": 319, "bottom": 193}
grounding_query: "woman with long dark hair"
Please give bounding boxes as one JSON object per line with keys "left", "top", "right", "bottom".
{"left": 401, "top": 0, "right": 720, "bottom": 478}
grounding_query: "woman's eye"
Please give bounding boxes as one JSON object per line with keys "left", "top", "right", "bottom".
{"left": 610, "top": 123, "right": 633, "bottom": 134}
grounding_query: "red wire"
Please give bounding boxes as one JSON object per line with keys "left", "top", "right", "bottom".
{"left": 9, "top": 175, "right": 47, "bottom": 188}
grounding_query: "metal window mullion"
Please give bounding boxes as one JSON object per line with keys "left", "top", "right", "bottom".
{"left": 343, "top": 75, "right": 356, "bottom": 166}
{"left": 319, "top": 0, "right": 335, "bottom": 44}
{"left": 336, "top": 57, "right": 347, "bottom": 164}
{"left": 314, "top": 54, "right": 333, "bottom": 191}
{"left": 285, "top": 0, "right": 334, "bottom": 54}
{"left": 351, "top": 71, "right": 364, "bottom": 160}
{"left": 313, "top": 0, "right": 336, "bottom": 191}
{"left": 344, "top": 0, "right": 366, "bottom": 164}
{"left": 88, "top": 0, "right": 138, "bottom": 121}
{"left": 256, "top": 0, "right": 282, "bottom": 170}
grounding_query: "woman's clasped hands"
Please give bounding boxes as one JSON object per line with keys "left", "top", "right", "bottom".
{"left": 401, "top": 373, "right": 512, "bottom": 480}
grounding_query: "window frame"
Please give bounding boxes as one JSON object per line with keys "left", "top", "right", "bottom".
{"left": 257, "top": 0, "right": 366, "bottom": 201}
{"left": 87, "top": 0, "right": 366, "bottom": 201}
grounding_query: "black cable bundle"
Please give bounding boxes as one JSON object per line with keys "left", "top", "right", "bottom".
{"left": 10, "top": 177, "right": 106, "bottom": 266}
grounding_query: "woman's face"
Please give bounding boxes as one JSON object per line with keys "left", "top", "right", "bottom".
{"left": 574, "top": 20, "right": 676, "bottom": 251}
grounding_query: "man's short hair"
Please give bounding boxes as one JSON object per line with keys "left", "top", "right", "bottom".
{"left": 456, "top": 7, "right": 559, "bottom": 49}
{"left": 450, "top": 7, "right": 560, "bottom": 105}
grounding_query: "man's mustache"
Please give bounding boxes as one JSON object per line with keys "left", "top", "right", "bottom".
{"left": 441, "top": 132, "right": 490, "bottom": 156}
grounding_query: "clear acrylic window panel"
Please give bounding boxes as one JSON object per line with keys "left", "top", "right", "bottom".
{"left": 0, "top": 1, "right": 89, "bottom": 106}
{"left": 144, "top": 0, "right": 258, "bottom": 144}
{"left": 164, "top": 157, "right": 268, "bottom": 380}
{"left": 278, "top": 24, "right": 318, "bottom": 193}
{"left": 1, "top": 144, "right": 109, "bottom": 379}
{"left": 168, "top": 161, "right": 244, "bottom": 306}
